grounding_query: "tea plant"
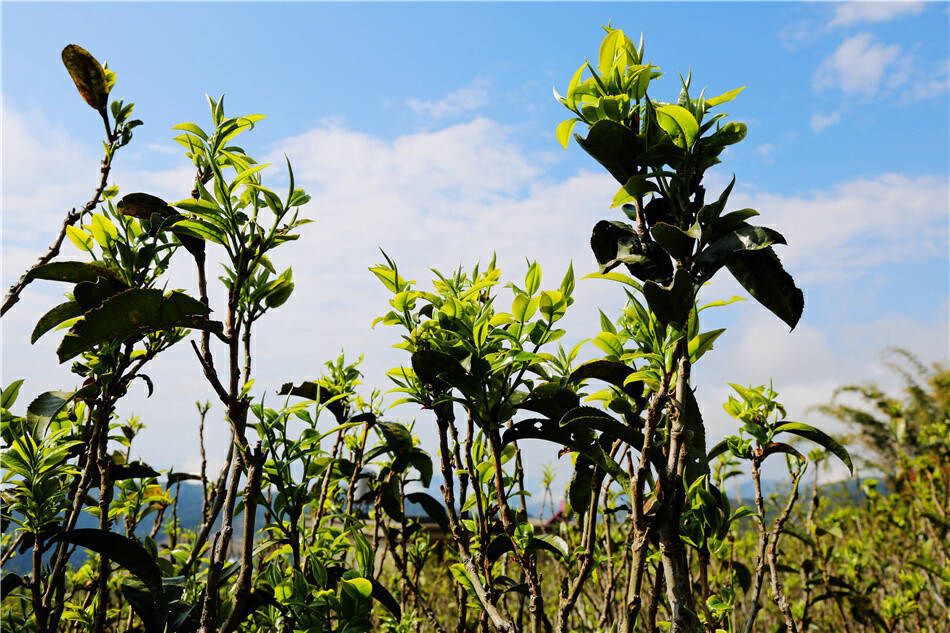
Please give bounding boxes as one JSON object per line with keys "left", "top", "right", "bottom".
{"left": 2, "top": 29, "right": 945, "bottom": 633}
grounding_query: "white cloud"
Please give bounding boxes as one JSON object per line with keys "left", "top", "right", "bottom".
{"left": 730, "top": 173, "right": 949, "bottom": 284}
{"left": 2, "top": 101, "right": 947, "bottom": 492}
{"left": 813, "top": 32, "right": 905, "bottom": 97}
{"left": 755, "top": 142, "right": 775, "bottom": 164}
{"left": 810, "top": 110, "right": 842, "bottom": 131}
{"left": 407, "top": 77, "right": 491, "bottom": 118}
{"left": 695, "top": 300, "right": 949, "bottom": 480}
{"left": 828, "top": 2, "right": 924, "bottom": 28}
{"left": 900, "top": 60, "right": 950, "bottom": 103}
{"left": 1, "top": 99, "right": 95, "bottom": 247}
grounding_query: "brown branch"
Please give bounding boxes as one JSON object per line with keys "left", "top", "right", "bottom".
{"left": 2, "top": 112, "right": 117, "bottom": 317}
{"left": 219, "top": 443, "right": 265, "bottom": 633}
{"left": 382, "top": 516, "right": 449, "bottom": 633}
{"left": 433, "top": 404, "right": 516, "bottom": 633}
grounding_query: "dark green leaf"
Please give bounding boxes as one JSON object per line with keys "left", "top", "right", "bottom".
{"left": 112, "top": 462, "right": 160, "bottom": 480}
{"left": 61, "top": 44, "right": 108, "bottom": 112}
{"left": 527, "top": 534, "right": 569, "bottom": 559}
{"left": 32, "top": 301, "right": 85, "bottom": 344}
{"left": 516, "top": 383, "right": 580, "bottom": 421}
{"left": 568, "top": 359, "right": 643, "bottom": 401}
{"left": 650, "top": 222, "right": 697, "bottom": 260}
{"left": 120, "top": 577, "right": 164, "bottom": 633}
{"left": 725, "top": 248, "right": 803, "bottom": 330}
{"left": 761, "top": 442, "right": 805, "bottom": 461}
{"left": 369, "top": 578, "right": 401, "bottom": 620}
{"left": 574, "top": 119, "right": 644, "bottom": 185}
{"left": 405, "top": 492, "right": 448, "bottom": 533}
{"left": 642, "top": 268, "right": 693, "bottom": 325}
{"left": 697, "top": 177, "right": 736, "bottom": 227}
{"left": 682, "top": 388, "right": 709, "bottom": 484}
{"left": 50, "top": 528, "right": 162, "bottom": 592}
{"left": 26, "top": 390, "right": 79, "bottom": 434}
{"left": 503, "top": 417, "right": 628, "bottom": 487}
{"left": 773, "top": 422, "right": 852, "bottom": 473}
{"left": 57, "top": 289, "right": 220, "bottom": 362}
{"left": 25, "top": 261, "right": 125, "bottom": 286}
{"left": 1, "top": 573, "right": 24, "bottom": 596}
{"left": 695, "top": 225, "right": 786, "bottom": 281}
{"left": 73, "top": 276, "right": 128, "bottom": 311}
{"left": 486, "top": 535, "right": 514, "bottom": 562}
{"left": 117, "top": 193, "right": 174, "bottom": 219}
{"left": 590, "top": 220, "right": 672, "bottom": 282}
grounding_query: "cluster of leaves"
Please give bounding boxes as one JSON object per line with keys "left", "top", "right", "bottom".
{"left": 2, "top": 28, "right": 939, "bottom": 633}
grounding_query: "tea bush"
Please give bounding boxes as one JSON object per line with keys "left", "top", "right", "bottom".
{"left": 1, "top": 30, "right": 946, "bottom": 633}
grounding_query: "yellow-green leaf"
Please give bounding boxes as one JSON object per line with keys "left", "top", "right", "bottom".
{"left": 706, "top": 86, "right": 745, "bottom": 108}
{"left": 66, "top": 226, "right": 94, "bottom": 252}
{"left": 656, "top": 104, "right": 699, "bottom": 148}
{"left": 556, "top": 118, "right": 580, "bottom": 149}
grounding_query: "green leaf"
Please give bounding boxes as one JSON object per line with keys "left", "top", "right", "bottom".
{"left": 24, "top": 261, "right": 125, "bottom": 286}
{"left": 66, "top": 226, "right": 94, "bottom": 252}
{"left": 556, "top": 118, "right": 580, "bottom": 149}
{"left": 574, "top": 119, "right": 643, "bottom": 185}
{"left": 565, "top": 62, "right": 587, "bottom": 108}
{"left": 707, "top": 439, "right": 729, "bottom": 462}
{"left": 172, "top": 219, "right": 225, "bottom": 245}
{"left": 368, "top": 265, "right": 411, "bottom": 294}
{"left": 611, "top": 174, "right": 659, "bottom": 208}
{"left": 568, "top": 360, "right": 642, "bottom": 399}
{"left": 50, "top": 528, "right": 162, "bottom": 592}
{"left": 773, "top": 422, "right": 852, "bottom": 474}
{"left": 61, "top": 44, "right": 108, "bottom": 112}
{"left": 651, "top": 222, "right": 697, "bottom": 259}
{"left": 710, "top": 121, "right": 746, "bottom": 146}
{"left": 264, "top": 280, "right": 294, "bottom": 308}
{"left": 698, "top": 296, "right": 745, "bottom": 311}
{"left": 528, "top": 534, "right": 569, "bottom": 559}
{"left": 589, "top": 220, "right": 672, "bottom": 282}
{"left": 169, "top": 122, "right": 208, "bottom": 141}
{"left": 705, "top": 86, "right": 745, "bottom": 107}
{"left": 580, "top": 271, "right": 643, "bottom": 291}
{"left": 57, "top": 289, "right": 220, "bottom": 362}
{"left": 449, "top": 564, "right": 480, "bottom": 607}
{"left": 26, "top": 390, "right": 82, "bottom": 434}
{"left": 1, "top": 380, "right": 24, "bottom": 410}
{"left": 642, "top": 268, "right": 694, "bottom": 325}
{"left": 32, "top": 301, "right": 85, "bottom": 344}
{"left": 172, "top": 198, "right": 221, "bottom": 215}
{"left": 695, "top": 225, "right": 787, "bottom": 281}
{"left": 688, "top": 328, "right": 725, "bottom": 363}
{"left": 512, "top": 294, "right": 538, "bottom": 322}
{"left": 525, "top": 261, "right": 542, "bottom": 295}
{"left": 342, "top": 577, "right": 373, "bottom": 599}
{"left": 89, "top": 215, "right": 117, "bottom": 247}
{"left": 655, "top": 104, "right": 699, "bottom": 148}
{"left": 592, "top": 331, "right": 624, "bottom": 358}
{"left": 725, "top": 247, "right": 803, "bottom": 330}
{"left": 405, "top": 492, "right": 449, "bottom": 533}
{"left": 682, "top": 388, "right": 709, "bottom": 484}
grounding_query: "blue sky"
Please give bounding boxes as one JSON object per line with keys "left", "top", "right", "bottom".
{"left": 2, "top": 2, "right": 948, "bottom": 484}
